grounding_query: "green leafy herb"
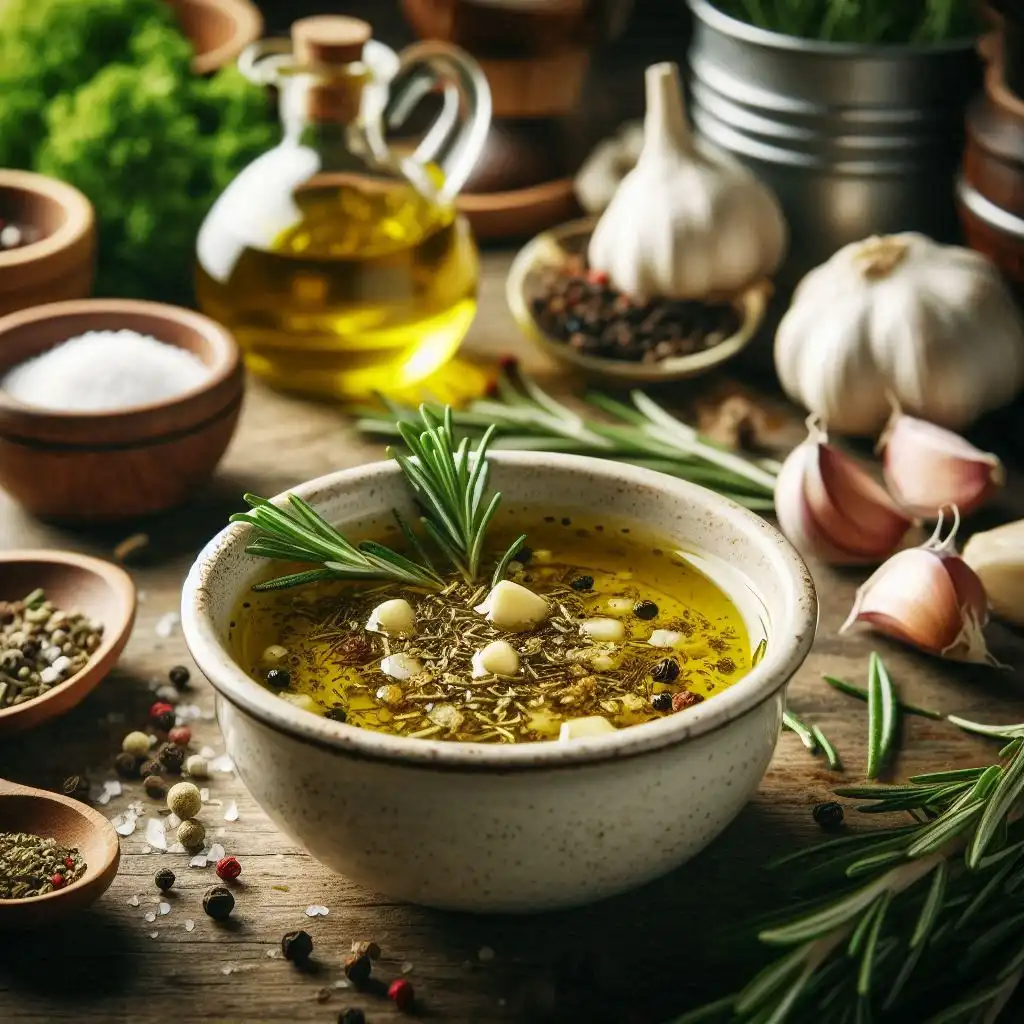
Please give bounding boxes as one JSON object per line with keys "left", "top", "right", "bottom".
{"left": 231, "top": 406, "right": 522, "bottom": 591}
{"left": 867, "top": 653, "right": 899, "bottom": 780}
{"left": 678, "top": 731, "right": 1024, "bottom": 1023}
{"left": 784, "top": 710, "right": 842, "bottom": 772}
{"left": 354, "top": 363, "right": 778, "bottom": 510}
{"left": 823, "top": 674, "right": 942, "bottom": 720}
{"left": 713, "top": 0, "right": 979, "bottom": 44}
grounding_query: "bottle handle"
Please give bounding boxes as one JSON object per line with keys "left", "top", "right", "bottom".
{"left": 383, "top": 42, "right": 492, "bottom": 203}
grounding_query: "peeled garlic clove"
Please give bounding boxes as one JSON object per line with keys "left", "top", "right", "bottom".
{"left": 365, "top": 598, "right": 416, "bottom": 637}
{"left": 471, "top": 640, "right": 520, "bottom": 678}
{"left": 559, "top": 715, "right": 616, "bottom": 741}
{"left": 380, "top": 653, "right": 423, "bottom": 680}
{"left": 581, "top": 617, "right": 626, "bottom": 643}
{"left": 963, "top": 519, "right": 1024, "bottom": 626}
{"left": 474, "top": 580, "right": 548, "bottom": 632}
{"left": 879, "top": 411, "right": 1004, "bottom": 517}
{"left": 775, "top": 421, "right": 913, "bottom": 565}
{"left": 841, "top": 513, "right": 998, "bottom": 665}
{"left": 648, "top": 629, "right": 685, "bottom": 649}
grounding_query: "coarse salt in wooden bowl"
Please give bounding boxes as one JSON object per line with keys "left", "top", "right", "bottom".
{"left": 0, "top": 299, "right": 244, "bottom": 523}
{"left": 165, "top": 0, "right": 265, "bottom": 75}
{"left": 0, "top": 171, "right": 96, "bottom": 320}
{"left": 506, "top": 217, "right": 771, "bottom": 385}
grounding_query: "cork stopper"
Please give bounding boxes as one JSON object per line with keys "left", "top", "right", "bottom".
{"left": 292, "top": 16, "right": 371, "bottom": 67}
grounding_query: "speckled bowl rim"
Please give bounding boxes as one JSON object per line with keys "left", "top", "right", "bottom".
{"left": 181, "top": 452, "right": 817, "bottom": 771}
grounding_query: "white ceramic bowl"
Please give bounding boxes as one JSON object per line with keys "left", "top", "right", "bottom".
{"left": 182, "top": 453, "right": 816, "bottom": 913}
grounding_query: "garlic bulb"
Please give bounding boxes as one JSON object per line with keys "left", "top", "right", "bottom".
{"left": 574, "top": 120, "right": 643, "bottom": 214}
{"left": 775, "top": 233, "right": 1024, "bottom": 436}
{"left": 774, "top": 419, "right": 913, "bottom": 565}
{"left": 879, "top": 410, "right": 1004, "bottom": 518}
{"left": 963, "top": 519, "right": 1024, "bottom": 626}
{"left": 587, "top": 62, "right": 786, "bottom": 300}
{"left": 841, "top": 511, "right": 999, "bottom": 666}
{"left": 365, "top": 598, "right": 416, "bottom": 637}
{"left": 474, "top": 580, "right": 548, "bottom": 632}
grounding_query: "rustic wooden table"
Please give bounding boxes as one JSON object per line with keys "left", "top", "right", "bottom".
{"left": 2, "top": 252, "right": 1024, "bottom": 1024}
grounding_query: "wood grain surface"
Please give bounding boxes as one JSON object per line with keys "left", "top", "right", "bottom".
{"left": 2, "top": 252, "right": 1024, "bottom": 1023}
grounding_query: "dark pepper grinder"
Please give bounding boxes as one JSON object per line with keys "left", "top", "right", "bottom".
{"left": 400, "top": 0, "right": 633, "bottom": 241}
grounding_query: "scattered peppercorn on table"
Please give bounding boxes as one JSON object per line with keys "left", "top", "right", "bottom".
{"left": 2, "top": 250, "right": 1024, "bottom": 1023}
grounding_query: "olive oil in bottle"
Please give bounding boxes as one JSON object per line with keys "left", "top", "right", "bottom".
{"left": 194, "top": 15, "right": 489, "bottom": 399}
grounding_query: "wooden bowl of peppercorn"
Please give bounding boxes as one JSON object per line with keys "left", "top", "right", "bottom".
{"left": 0, "top": 171, "right": 96, "bottom": 319}
{"left": 506, "top": 217, "right": 771, "bottom": 384}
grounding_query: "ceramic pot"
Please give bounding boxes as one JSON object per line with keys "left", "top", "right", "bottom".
{"left": 181, "top": 452, "right": 816, "bottom": 913}
{"left": 686, "top": 0, "right": 981, "bottom": 292}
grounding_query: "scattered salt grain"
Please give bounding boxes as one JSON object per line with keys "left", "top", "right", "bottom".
{"left": 145, "top": 818, "right": 167, "bottom": 851}
{"left": 207, "top": 843, "right": 225, "bottom": 863}
{"left": 478, "top": 946, "right": 496, "bottom": 963}
{"left": 209, "top": 753, "right": 234, "bottom": 773}
{"left": 155, "top": 612, "right": 180, "bottom": 638}
{"left": 141, "top": 846, "right": 152, "bottom": 855}
{"left": 401, "top": 962, "right": 414, "bottom": 975}
{"left": 304, "top": 905, "right": 329, "bottom": 918}
{"left": 166, "top": 813, "right": 181, "bottom": 830}
{"left": 266, "top": 949, "right": 280, "bottom": 959}
{"left": 199, "top": 788, "right": 210, "bottom": 803}
{"left": 166, "top": 842, "right": 186, "bottom": 854}
{"left": 224, "top": 800, "right": 239, "bottom": 822}
{"left": 1, "top": 330, "right": 208, "bottom": 413}
{"left": 221, "top": 967, "right": 235, "bottom": 976}
{"left": 145, "top": 911, "right": 156, "bottom": 923}
{"left": 127, "top": 895, "right": 140, "bottom": 907}
{"left": 111, "top": 808, "right": 139, "bottom": 836}
{"left": 149, "top": 931, "right": 158, "bottom": 939}
{"left": 155, "top": 685, "right": 178, "bottom": 703}
{"left": 158, "top": 902, "right": 171, "bottom": 916}
{"left": 185, "top": 920, "right": 195, "bottom": 933}
{"left": 333, "top": 980, "right": 351, "bottom": 990}
{"left": 200, "top": 746, "right": 217, "bottom": 759}
{"left": 189, "top": 853, "right": 209, "bottom": 868}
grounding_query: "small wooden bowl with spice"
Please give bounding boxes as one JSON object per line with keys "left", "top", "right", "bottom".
{"left": 0, "top": 550, "right": 136, "bottom": 735}
{"left": 166, "top": 0, "right": 265, "bottom": 75}
{"left": 0, "top": 776, "right": 121, "bottom": 927}
{"left": 0, "top": 298, "right": 244, "bottom": 522}
{"left": 506, "top": 217, "right": 771, "bottom": 384}
{"left": 0, "top": 171, "right": 96, "bottom": 319}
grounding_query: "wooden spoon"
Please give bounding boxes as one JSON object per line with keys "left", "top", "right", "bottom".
{"left": 0, "top": 777, "right": 120, "bottom": 927}
{"left": 0, "top": 550, "right": 136, "bottom": 734}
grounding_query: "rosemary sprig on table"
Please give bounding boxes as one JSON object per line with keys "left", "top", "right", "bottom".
{"left": 231, "top": 406, "right": 524, "bottom": 591}
{"left": 679, "top": 722, "right": 1024, "bottom": 1023}
{"left": 353, "top": 363, "right": 778, "bottom": 511}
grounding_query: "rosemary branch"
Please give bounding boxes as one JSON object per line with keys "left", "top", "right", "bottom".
{"left": 230, "top": 406, "right": 523, "bottom": 591}
{"left": 678, "top": 720, "right": 1024, "bottom": 1022}
{"left": 353, "top": 363, "right": 778, "bottom": 511}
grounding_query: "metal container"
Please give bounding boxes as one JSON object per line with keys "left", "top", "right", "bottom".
{"left": 686, "top": 0, "right": 981, "bottom": 291}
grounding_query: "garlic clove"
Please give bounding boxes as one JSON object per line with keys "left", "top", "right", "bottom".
{"left": 558, "top": 716, "right": 617, "bottom": 741}
{"left": 879, "top": 411, "right": 1004, "bottom": 517}
{"left": 648, "top": 629, "right": 685, "bottom": 649}
{"left": 365, "top": 598, "right": 417, "bottom": 637}
{"left": 471, "top": 640, "right": 520, "bottom": 678}
{"left": 379, "top": 653, "right": 423, "bottom": 680}
{"left": 774, "top": 421, "right": 913, "bottom": 566}
{"left": 474, "top": 580, "right": 549, "bottom": 632}
{"left": 580, "top": 618, "right": 626, "bottom": 643}
{"left": 841, "top": 512, "right": 999, "bottom": 666}
{"left": 963, "top": 519, "right": 1024, "bottom": 626}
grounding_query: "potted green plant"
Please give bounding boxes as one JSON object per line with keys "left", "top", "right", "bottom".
{"left": 687, "top": 0, "right": 983, "bottom": 289}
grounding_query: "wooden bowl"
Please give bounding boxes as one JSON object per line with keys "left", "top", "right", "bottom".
{"left": 958, "top": 175, "right": 1024, "bottom": 303}
{"left": 165, "top": 0, "right": 264, "bottom": 75}
{"left": 0, "top": 778, "right": 121, "bottom": 927}
{"left": 0, "top": 299, "right": 244, "bottom": 522}
{"left": 0, "top": 550, "right": 136, "bottom": 735}
{"left": 0, "top": 171, "right": 95, "bottom": 319}
{"left": 460, "top": 179, "right": 582, "bottom": 242}
{"left": 506, "top": 217, "right": 771, "bottom": 384}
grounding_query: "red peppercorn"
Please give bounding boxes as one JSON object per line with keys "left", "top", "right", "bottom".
{"left": 51, "top": 874, "right": 65, "bottom": 889}
{"left": 64, "top": 857, "right": 74, "bottom": 869}
{"left": 388, "top": 978, "right": 415, "bottom": 1012}
{"left": 150, "top": 701, "right": 174, "bottom": 722}
{"left": 498, "top": 354, "right": 519, "bottom": 371}
{"left": 168, "top": 725, "right": 191, "bottom": 746}
{"left": 587, "top": 268, "right": 609, "bottom": 286}
{"left": 216, "top": 856, "right": 242, "bottom": 882}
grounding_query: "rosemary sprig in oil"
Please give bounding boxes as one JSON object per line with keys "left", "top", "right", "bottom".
{"left": 231, "top": 406, "right": 524, "bottom": 591}
{"left": 353, "top": 362, "right": 778, "bottom": 510}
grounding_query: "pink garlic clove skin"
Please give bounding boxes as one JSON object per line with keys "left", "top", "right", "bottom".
{"left": 880, "top": 413, "right": 1004, "bottom": 517}
{"left": 841, "top": 543, "right": 999, "bottom": 666}
{"left": 774, "top": 431, "right": 913, "bottom": 566}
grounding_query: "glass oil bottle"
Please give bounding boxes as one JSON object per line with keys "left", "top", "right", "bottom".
{"left": 195, "top": 16, "right": 491, "bottom": 399}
